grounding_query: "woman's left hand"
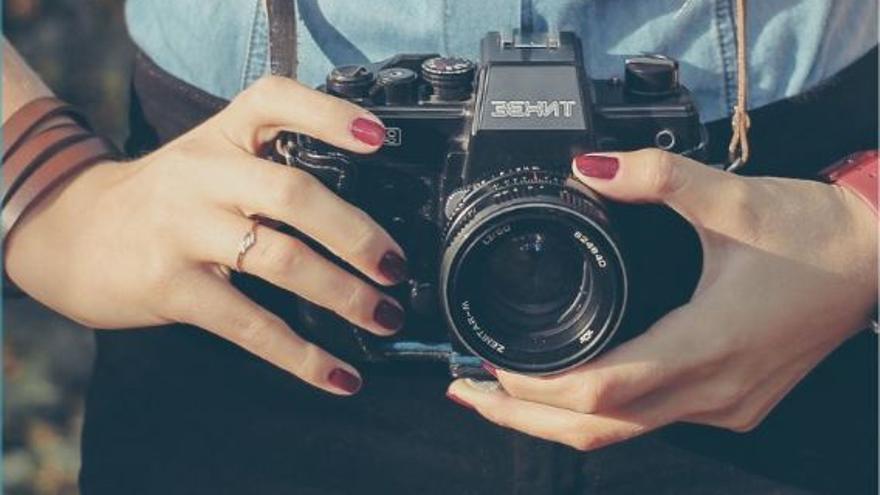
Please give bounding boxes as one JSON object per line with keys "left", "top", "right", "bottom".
{"left": 446, "top": 149, "right": 877, "bottom": 451}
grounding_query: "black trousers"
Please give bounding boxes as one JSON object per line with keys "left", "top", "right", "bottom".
{"left": 79, "top": 47, "right": 878, "bottom": 495}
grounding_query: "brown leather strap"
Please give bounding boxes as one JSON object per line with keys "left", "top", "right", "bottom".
{"left": 2, "top": 97, "right": 85, "bottom": 160}
{"left": 267, "top": 0, "right": 297, "bottom": 78}
{"left": 3, "top": 124, "right": 92, "bottom": 205}
{"left": 2, "top": 136, "right": 116, "bottom": 243}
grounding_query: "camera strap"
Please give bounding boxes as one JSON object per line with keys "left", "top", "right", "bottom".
{"left": 266, "top": 0, "right": 298, "bottom": 79}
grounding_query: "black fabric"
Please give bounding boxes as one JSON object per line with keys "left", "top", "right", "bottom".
{"left": 80, "top": 47, "right": 878, "bottom": 495}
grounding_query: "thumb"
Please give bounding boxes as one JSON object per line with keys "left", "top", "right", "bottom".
{"left": 571, "top": 148, "right": 745, "bottom": 227}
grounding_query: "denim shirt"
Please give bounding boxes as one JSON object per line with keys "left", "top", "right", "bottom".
{"left": 125, "top": 0, "right": 877, "bottom": 123}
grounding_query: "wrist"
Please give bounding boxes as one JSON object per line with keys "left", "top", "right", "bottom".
{"left": 831, "top": 182, "right": 879, "bottom": 333}
{"left": 4, "top": 159, "right": 125, "bottom": 242}
{"left": 36, "top": 159, "right": 127, "bottom": 207}
{"left": 3, "top": 159, "right": 127, "bottom": 296}
{"left": 820, "top": 151, "right": 878, "bottom": 332}
{"left": 1, "top": 98, "right": 118, "bottom": 245}
{"left": 2, "top": 97, "right": 119, "bottom": 294}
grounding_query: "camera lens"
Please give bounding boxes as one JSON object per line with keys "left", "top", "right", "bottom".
{"left": 475, "top": 227, "right": 584, "bottom": 333}
{"left": 440, "top": 169, "right": 626, "bottom": 374}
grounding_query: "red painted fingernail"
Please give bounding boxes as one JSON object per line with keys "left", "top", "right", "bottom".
{"left": 446, "top": 391, "right": 475, "bottom": 411}
{"left": 350, "top": 117, "right": 385, "bottom": 147}
{"left": 481, "top": 361, "right": 498, "bottom": 378}
{"left": 328, "top": 368, "right": 362, "bottom": 394}
{"left": 374, "top": 300, "right": 405, "bottom": 331}
{"left": 574, "top": 154, "right": 619, "bottom": 179}
{"left": 378, "top": 251, "right": 408, "bottom": 284}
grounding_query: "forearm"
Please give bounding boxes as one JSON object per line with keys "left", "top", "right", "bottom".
{"left": 3, "top": 37, "right": 53, "bottom": 124}
{"left": 2, "top": 36, "right": 116, "bottom": 269}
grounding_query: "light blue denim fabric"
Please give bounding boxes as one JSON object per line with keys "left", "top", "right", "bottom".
{"left": 125, "top": 0, "right": 877, "bottom": 123}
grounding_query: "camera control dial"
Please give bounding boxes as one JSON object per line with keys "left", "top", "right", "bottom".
{"left": 375, "top": 67, "right": 418, "bottom": 105}
{"left": 624, "top": 55, "right": 679, "bottom": 97}
{"left": 421, "top": 56, "right": 476, "bottom": 101}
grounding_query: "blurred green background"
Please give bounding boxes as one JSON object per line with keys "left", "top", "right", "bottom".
{"left": 4, "top": 1, "right": 132, "bottom": 494}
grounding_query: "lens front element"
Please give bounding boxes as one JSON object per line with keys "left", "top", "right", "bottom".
{"left": 471, "top": 222, "right": 587, "bottom": 335}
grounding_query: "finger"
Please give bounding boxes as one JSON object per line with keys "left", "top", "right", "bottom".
{"left": 213, "top": 75, "right": 386, "bottom": 154}
{"left": 447, "top": 379, "right": 675, "bottom": 451}
{"left": 191, "top": 213, "right": 404, "bottom": 335}
{"left": 190, "top": 151, "right": 407, "bottom": 286}
{"left": 496, "top": 304, "right": 711, "bottom": 414}
{"left": 173, "top": 271, "right": 363, "bottom": 395}
{"left": 571, "top": 148, "right": 748, "bottom": 228}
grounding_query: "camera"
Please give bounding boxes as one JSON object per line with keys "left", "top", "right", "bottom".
{"left": 261, "top": 30, "right": 708, "bottom": 377}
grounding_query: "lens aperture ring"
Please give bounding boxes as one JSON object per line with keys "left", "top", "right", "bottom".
{"left": 444, "top": 167, "right": 580, "bottom": 243}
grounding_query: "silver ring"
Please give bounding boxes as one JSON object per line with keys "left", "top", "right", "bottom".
{"left": 235, "top": 219, "right": 260, "bottom": 272}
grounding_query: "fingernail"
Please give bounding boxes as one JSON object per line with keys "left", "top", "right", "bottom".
{"left": 328, "top": 368, "right": 362, "bottom": 394}
{"left": 481, "top": 361, "right": 498, "bottom": 378}
{"left": 574, "top": 154, "right": 619, "bottom": 179}
{"left": 374, "top": 300, "right": 405, "bottom": 331}
{"left": 350, "top": 117, "right": 385, "bottom": 147}
{"left": 446, "top": 391, "right": 475, "bottom": 410}
{"left": 378, "top": 251, "right": 408, "bottom": 284}
{"left": 464, "top": 378, "right": 501, "bottom": 393}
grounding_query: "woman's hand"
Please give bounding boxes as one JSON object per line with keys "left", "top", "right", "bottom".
{"left": 446, "top": 149, "right": 878, "bottom": 450}
{"left": 5, "top": 76, "right": 406, "bottom": 395}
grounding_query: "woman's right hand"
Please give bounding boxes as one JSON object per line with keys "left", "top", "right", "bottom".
{"left": 4, "top": 76, "right": 406, "bottom": 395}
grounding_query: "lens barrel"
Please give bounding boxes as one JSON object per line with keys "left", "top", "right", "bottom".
{"left": 440, "top": 168, "right": 627, "bottom": 374}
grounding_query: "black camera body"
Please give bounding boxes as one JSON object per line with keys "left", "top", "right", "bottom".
{"left": 268, "top": 31, "right": 707, "bottom": 377}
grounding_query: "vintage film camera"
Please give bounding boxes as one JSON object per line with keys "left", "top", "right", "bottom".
{"left": 260, "top": 30, "right": 707, "bottom": 377}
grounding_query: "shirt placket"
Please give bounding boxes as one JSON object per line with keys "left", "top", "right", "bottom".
{"left": 713, "top": 0, "right": 738, "bottom": 116}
